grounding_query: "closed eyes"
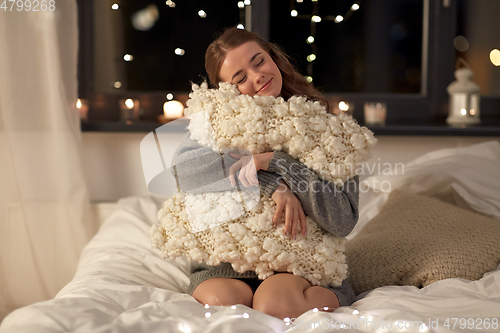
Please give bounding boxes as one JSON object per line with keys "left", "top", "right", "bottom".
{"left": 236, "top": 58, "right": 265, "bottom": 85}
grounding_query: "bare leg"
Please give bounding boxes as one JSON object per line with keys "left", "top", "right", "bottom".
{"left": 252, "top": 273, "right": 340, "bottom": 319}
{"left": 192, "top": 278, "right": 253, "bottom": 308}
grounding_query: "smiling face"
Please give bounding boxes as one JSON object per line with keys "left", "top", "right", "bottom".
{"left": 218, "top": 41, "right": 283, "bottom": 98}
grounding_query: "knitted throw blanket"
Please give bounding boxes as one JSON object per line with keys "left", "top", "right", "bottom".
{"left": 150, "top": 82, "right": 377, "bottom": 287}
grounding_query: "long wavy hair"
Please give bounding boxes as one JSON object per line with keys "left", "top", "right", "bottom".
{"left": 205, "top": 27, "right": 330, "bottom": 111}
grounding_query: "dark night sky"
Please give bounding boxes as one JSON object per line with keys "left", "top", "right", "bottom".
{"left": 117, "top": 0, "right": 423, "bottom": 94}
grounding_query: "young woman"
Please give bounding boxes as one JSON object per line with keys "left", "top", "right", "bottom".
{"left": 172, "top": 27, "right": 359, "bottom": 320}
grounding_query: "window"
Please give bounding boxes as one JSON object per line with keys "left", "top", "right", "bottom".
{"left": 78, "top": 0, "right": 500, "bottom": 128}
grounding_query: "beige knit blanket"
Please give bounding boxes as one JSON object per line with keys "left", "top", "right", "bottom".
{"left": 150, "top": 82, "right": 376, "bottom": 287}
{"left": 346, "top": 190, "right": 500, "bottom": 294}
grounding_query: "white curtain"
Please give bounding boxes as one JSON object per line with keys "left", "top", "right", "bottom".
{"left": 0, "top": 1, "right": 98, "bottom": 321}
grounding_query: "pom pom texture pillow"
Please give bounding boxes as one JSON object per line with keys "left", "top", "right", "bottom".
{"left": 151, "top": 82, "right": 376, "bottom": 287}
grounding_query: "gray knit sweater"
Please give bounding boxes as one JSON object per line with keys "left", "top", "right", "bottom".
{"left": 172, "top": 133, "right": 360, "bottom": 237}
{"left": 171, "top": 133, "right": 359, "bottom": 305}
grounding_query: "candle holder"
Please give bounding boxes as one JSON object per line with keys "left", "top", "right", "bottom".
{"left": 76, "top": 98, "right": 89, "bottom": 122}
{"left": 119, "top": 99, "right": 140, "bottom": 122}
{"left": 446, "top": 61, "right": 481, "bottom": 126}
{"left": 364, "top": 102, "right": 387, "bottom": 126}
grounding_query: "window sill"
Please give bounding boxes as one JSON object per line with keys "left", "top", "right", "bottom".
{"left": 362, "top": 122, "right": 500, "bottom": 136}
{"left": 81, "top": 120, "right": 500, "bottom": 137}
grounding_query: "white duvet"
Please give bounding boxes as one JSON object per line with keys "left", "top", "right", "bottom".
{"left": 1, "top": 141, "right": 500, "bottom": 333}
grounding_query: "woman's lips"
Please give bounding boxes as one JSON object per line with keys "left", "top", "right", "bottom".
{"left": 258, "top": 78, "right": 273, "bottom": 93}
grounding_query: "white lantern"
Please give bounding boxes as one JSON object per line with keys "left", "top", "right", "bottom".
{"left": 446, "top": 67, "right": 481, "bottom": 126}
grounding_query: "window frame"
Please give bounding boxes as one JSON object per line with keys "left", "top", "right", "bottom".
{"left": 78, "top": 0, "right": 499, "bottom": 130}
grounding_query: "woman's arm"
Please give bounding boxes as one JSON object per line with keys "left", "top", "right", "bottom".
{"left": 171, "top": 133, "right": 282, "bottom": 196}
{"left": 267, "top": 151, "right": 359, "bottom": 238}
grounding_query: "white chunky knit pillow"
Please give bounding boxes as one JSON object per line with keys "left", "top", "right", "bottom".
{"left": 150, "top": 82, "right": 376, "bottom": 287}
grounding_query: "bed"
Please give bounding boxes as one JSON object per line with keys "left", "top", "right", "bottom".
{"left": 1, "top": 140, "right": 500, "bottom": 333}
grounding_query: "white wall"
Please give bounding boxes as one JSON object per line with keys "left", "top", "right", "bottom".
{"left": 82, "top": 132, "right": 500, "bottom": 202}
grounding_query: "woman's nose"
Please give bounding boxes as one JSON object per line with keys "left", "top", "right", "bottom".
{"left": 252, "top": 72, "right": 265, "bottom": 84}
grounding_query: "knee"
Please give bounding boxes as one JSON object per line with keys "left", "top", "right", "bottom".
{"left": 252, "top": 295, "right": 294, "bottom": 320}
{"left": 199, "top": 292, "right": 246, "bottom": 307}
{"left": 252, "top": 274, "right": 309, "bottom": 319}
{"left": 192, "top": 278, "right": 253, "bottom": 307}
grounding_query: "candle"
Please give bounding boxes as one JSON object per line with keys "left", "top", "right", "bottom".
{"left": 364, "top": 102, "right": 387, "bottom": 126}
{"left": 163, "top": 100, "right": 184, "bottom": 119}
{"left": 119, "top": 99, "right": 140, "bottom": 122}
{"left": 76, "top": 98, "right": 89, "bottom": 122}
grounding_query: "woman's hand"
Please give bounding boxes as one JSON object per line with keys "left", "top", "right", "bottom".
{"left": 228, "top": 152, "right": 274, "bottom": 187}
{"left": 271, "top": 180, "right": 307, "bottom": 239}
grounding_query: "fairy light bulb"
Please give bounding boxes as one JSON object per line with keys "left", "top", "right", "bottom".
{"left": 311, "top": 15, "right": 321, "bottom": 22}
{"left": 291, "top": 10, "right": 298, "bottom": 17}
{"left": 307, "top": 36, "right": 314, "bottom": 44}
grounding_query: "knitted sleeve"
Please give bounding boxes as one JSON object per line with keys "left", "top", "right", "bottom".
{"left": 171, "top": 133, "right": 281, "bottom": 196}
{"left": 267, "top": 150, "right": 359, "bottom": 238}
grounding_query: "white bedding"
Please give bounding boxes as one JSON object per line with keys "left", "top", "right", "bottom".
{"left": 1, "top": 141, "right": 500, "bottom": 333}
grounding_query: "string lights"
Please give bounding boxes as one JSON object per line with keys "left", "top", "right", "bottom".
{"left": 290, "top": 0, "right": 362, "bottom": 82}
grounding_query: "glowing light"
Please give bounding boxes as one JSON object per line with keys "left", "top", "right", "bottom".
{"left": 125, "top": 99, "right": 134, "bottom": 109}
{"left": 323, "top": 307, "right": 329, "bottom": 310}
{"left": 205, "top": 312, "right": 211, "bottom": 318}
{"left": 284, "top": 317, "right": 291, "bottom": 323}
{"left": 307, "top": 36, "right": 315, "bottom": 44}
{"left": 490, "top": 49, "right": 500, "bottom": 66}
{"left": 237, "top": 24, "right": 245, "bottom": 29}
{"left": 352, "top": 309, "right": 360, "bottom": 315}
{"left": 339, "top": 101, "right": 349, "bottom": 111}
{"left": 307, "top": 54, "right": 316, "bottom": 62}
{"left": 470, "top": 109, "right": 476, "bottom": 115}
{"left": 306, "top": 76, "right": 313, "bottom": 83}
{"left": 123, "top": 54, "right": 133, "bottom": 61}
{"left": 204, "top": 304, "right": 209, "bottom": 309}
{"left": 132, "top": 4, "right": 159, "bottom": 31}
{"left": 111, "top": 3, "right": 119, "bottom": 10}
{"left": 163, "top": 100, "right": 184, "bottom": 119}
{"left": 175, "top": 48, "right": 185, "bottom": 56}
{"left": 461, "top": 108, "right": 467, "bottom": 115}
{"left": 244, "top": 0, "right": 251, "bottom": 5}
{"left": 291, "top": 10, "right": 298, "bottom": 17}
{"left": 312, "top": 308, "right": 318, "bottom": 312}
{"left": 238, "top": 1, "right": 244, "bottom": 8}
{"left": 76, "top": 99, "right": 82, "bottom": 109}
{"left": 231, "top": 305, "right": 237, "bottom": 309}
{"left": 178, "top": 322, "right": 192, "bottom": 333}
{"left": 166, "top": 93, "right": 174, "bottom": 100}
{"left": 113, "top": 81, "right": 122, "bottom": 89}
{"left": 198, "top": 10, "right": 207, "bottom": 18}
{"left": 311, "top": 15, "right": 321, "bottom": 23}
{"left": 334, "top": 15, "right": 344, "bottom": 23}
{"left": 243, "top": 313, "right": 249, "bottom": 318}
{"left": 351, "top": 3, "right": 360, "bottom": 11}
{"left": 297, "top": 0, "right": 303, "bottom": 2}
{"left": 312, "top": 0, "right": 317, "bottom": 2}
{"left": 166, "top": 0, "right": 175, "bottom": 8}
